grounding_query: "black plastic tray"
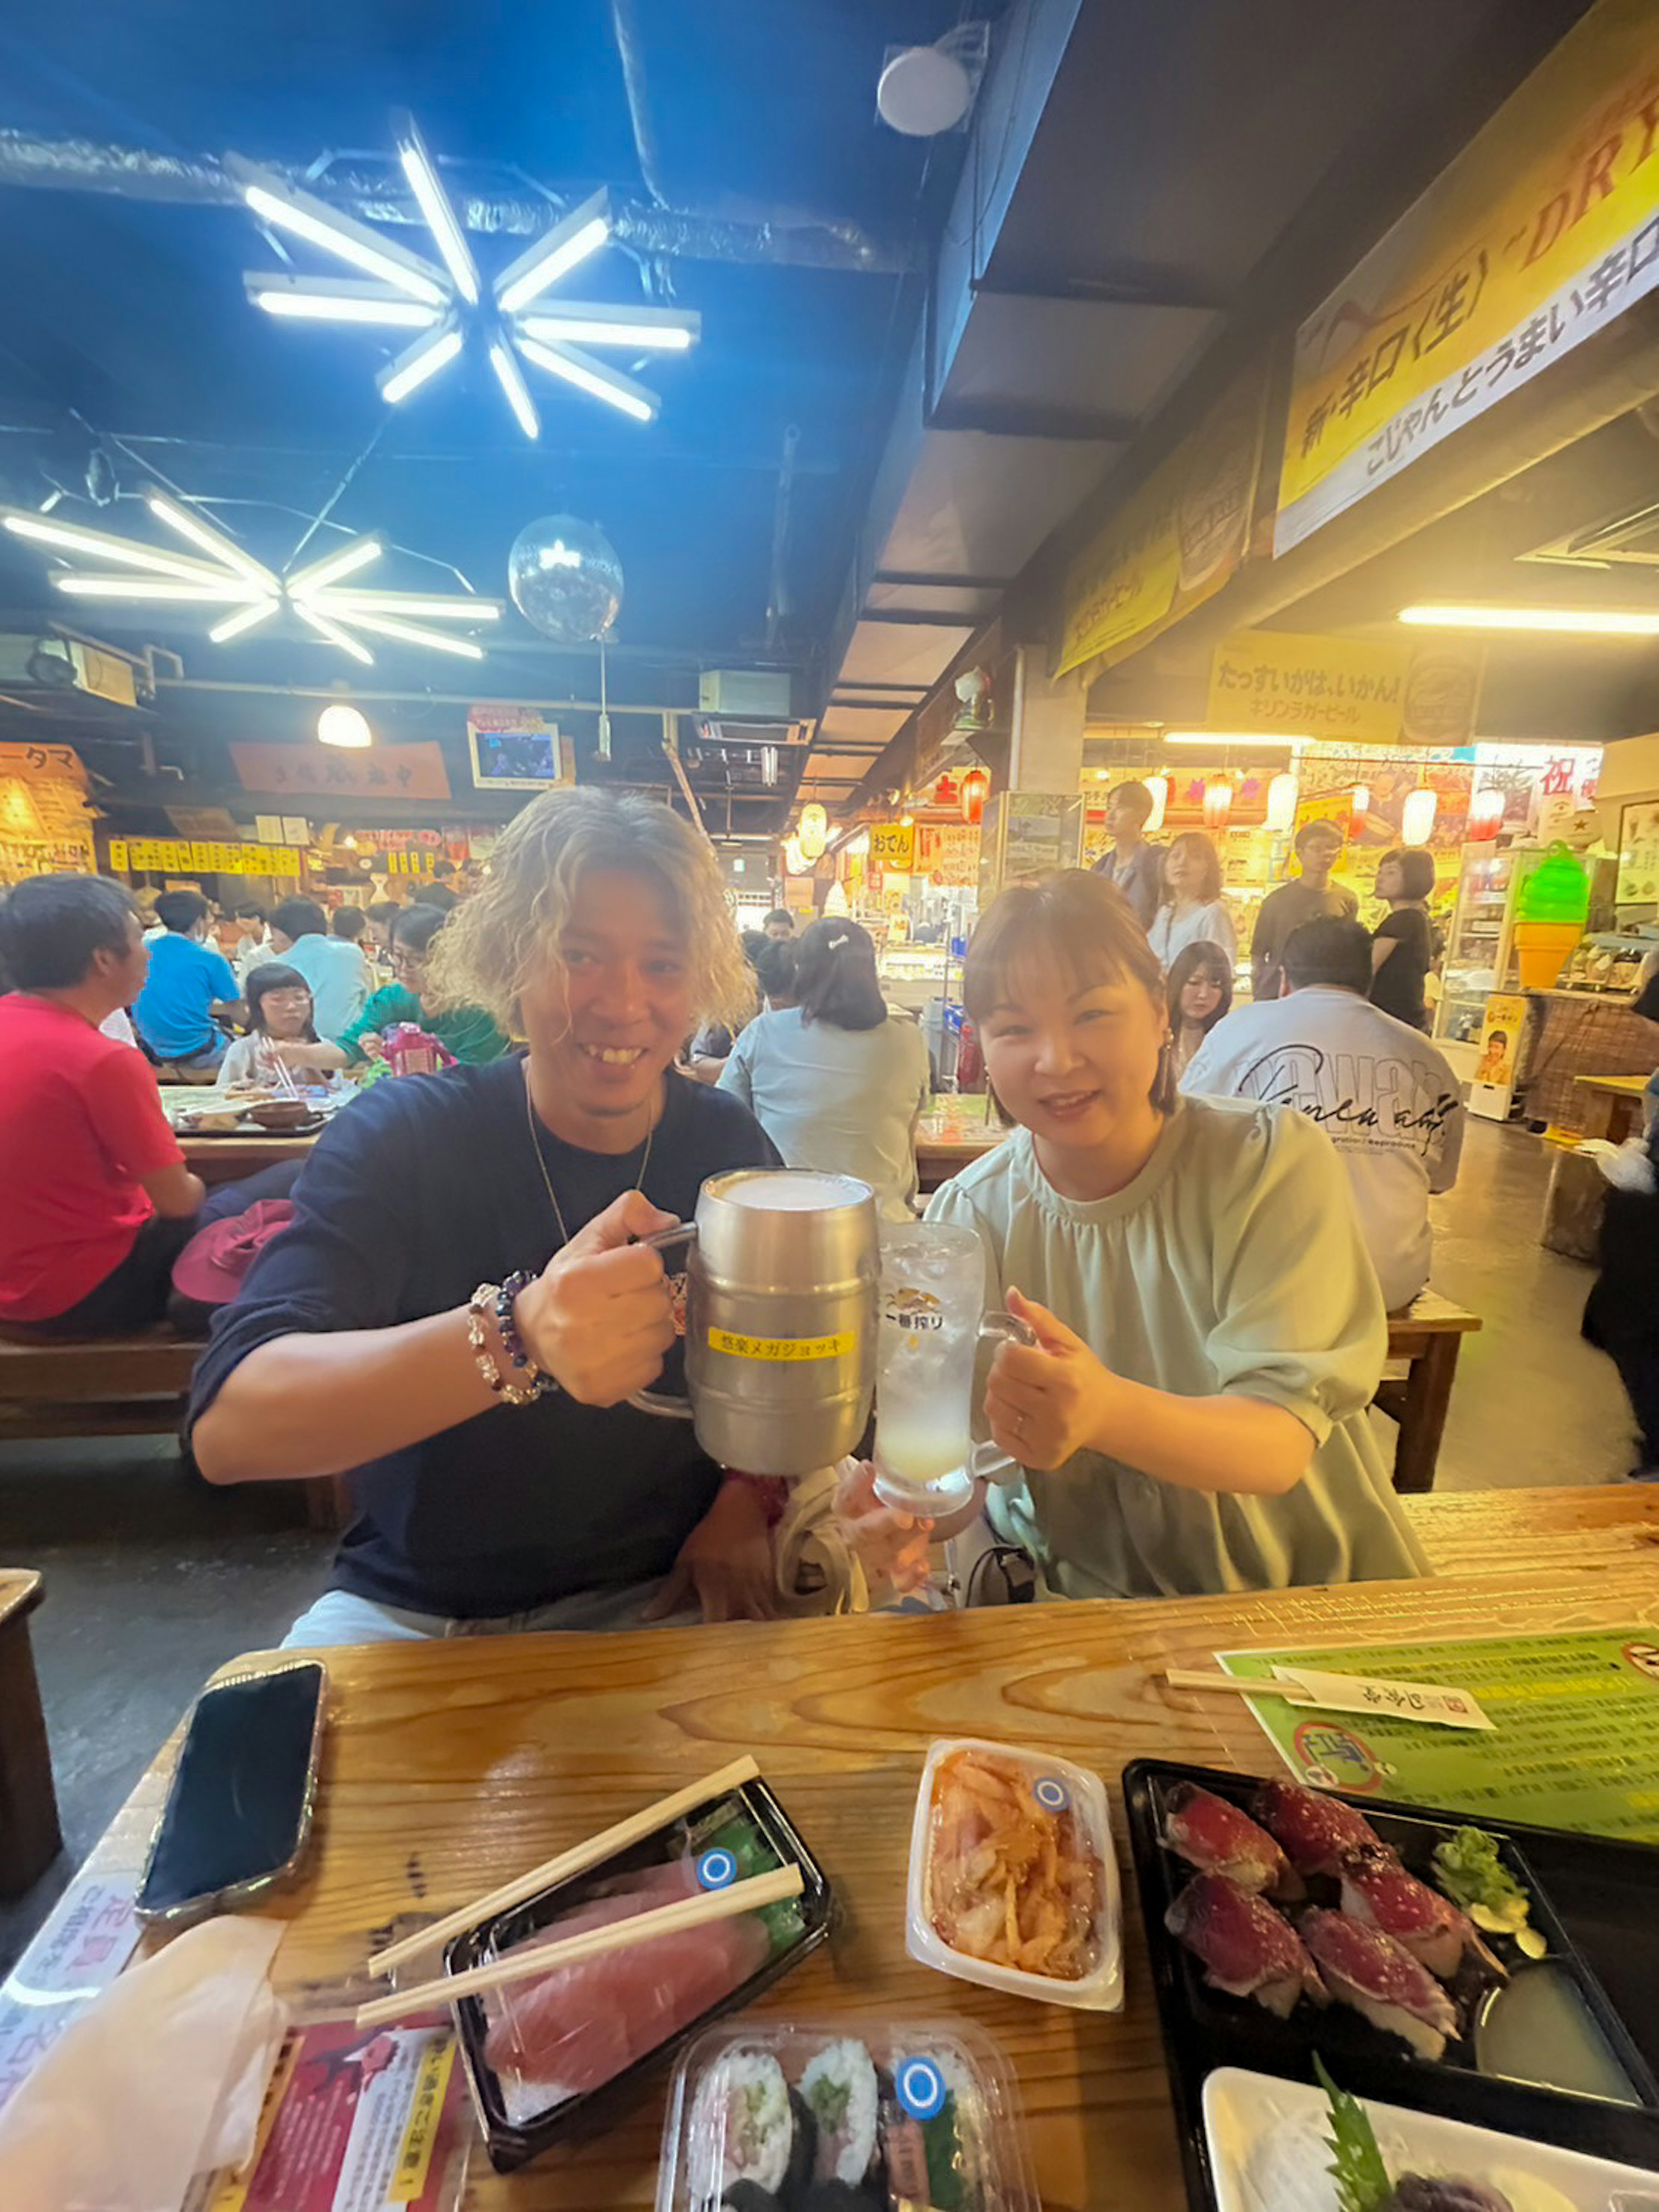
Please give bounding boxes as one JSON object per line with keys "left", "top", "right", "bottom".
{"left": 446, "top": 1776, "right": 833, "bottom": 2175}
{"left": 1123, "top": 1758, "right": 1659, "bottom": 2209}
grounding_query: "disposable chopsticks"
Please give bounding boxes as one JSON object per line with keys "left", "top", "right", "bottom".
{"left": 353, "top": 1861, "right": 803, "bottom": 2029}
{"left": 365, "top": 1753, "right": 761, "bottom": 1976}
{"left": 1163, "top": 1668, "right": 1315, "bottom": 1705}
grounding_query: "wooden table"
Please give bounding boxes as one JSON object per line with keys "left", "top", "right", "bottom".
{"left": 1376, "top": 1288, "right": 1483, "bottom": 1494}
{"left": 180, "top": 1131, "right": 320, "bottom": 1186}
{"left": 1574, "top": 1070, "right": 1652, "bottom": 1144}
{"left": 59, "top": 1490, "right": 1659, "bottom": 2210}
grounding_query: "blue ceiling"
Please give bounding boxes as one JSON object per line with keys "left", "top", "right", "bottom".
{"left": 0, "top": 0, "right": 983, "bottom": 672}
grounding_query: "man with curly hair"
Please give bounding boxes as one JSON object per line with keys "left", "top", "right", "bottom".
{"left": 191, "top": 789, "right": 785, "bottom": 1641}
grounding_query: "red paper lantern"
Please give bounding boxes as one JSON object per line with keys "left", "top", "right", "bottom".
{"left": 1468, "top": 787, "right": 1505, "bottom": 841}
{"left": 960, "top": 766, "right": 988, "bottom": 825}
{"left": 1349, "top": 783, "right": 1372, "bottom": 840}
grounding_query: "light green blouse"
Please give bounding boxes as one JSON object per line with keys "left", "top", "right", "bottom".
{"left": 926, "top": 1095, "right": 1427, "bottom": 1599}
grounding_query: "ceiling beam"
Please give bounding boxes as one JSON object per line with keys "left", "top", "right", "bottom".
{"left": 926, "top": 400, "right": 1141, "bottom": 442}
{"left": 0, "top": 130, "right": 920, "bottom": 276}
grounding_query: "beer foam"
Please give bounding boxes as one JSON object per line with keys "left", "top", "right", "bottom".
{"left": 722, "top": 1170, "right": 870, "bottom": 1212}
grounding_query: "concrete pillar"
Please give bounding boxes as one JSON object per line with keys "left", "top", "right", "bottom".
{"left": 977, "top": 647, "right": 1088, "bottom": 893}
{"left": 1008, "top": 646, "right": 1086, "bottom": 793}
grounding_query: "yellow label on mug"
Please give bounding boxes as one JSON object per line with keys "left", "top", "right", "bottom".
{"left": 706, "top": 1327, "right": 856, "bottom": 1363}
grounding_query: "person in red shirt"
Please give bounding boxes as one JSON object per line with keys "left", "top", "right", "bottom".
{"left": 0, "top": 873, "right": 208, "bottom": 1331}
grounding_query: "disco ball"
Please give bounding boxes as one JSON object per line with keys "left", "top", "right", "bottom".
{"left": 507, "top": 514, "right": 624, "bottom": 643}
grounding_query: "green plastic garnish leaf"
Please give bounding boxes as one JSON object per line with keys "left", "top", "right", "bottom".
{"left": 1315, "top": 2055, "right": 1393, "bottom": 2212}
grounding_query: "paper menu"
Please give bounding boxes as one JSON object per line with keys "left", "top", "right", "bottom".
{"left": 1219, "top": 1628, "right": 1659, "bottom": 1837}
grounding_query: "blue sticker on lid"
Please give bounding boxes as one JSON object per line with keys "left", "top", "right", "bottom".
{"left": 696, "top": 1848, "right": 737, "bottom": 1891}
{"left": 895, "top": 2057, "right": 947, "bottom": 2122}
{"left": 1033, "top": 1775, "right": 1070, "bottom": 1812}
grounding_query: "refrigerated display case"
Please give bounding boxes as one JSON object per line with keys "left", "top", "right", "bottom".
{"left": 1435, "top": 845, "right": 1550, "bottom": 1049}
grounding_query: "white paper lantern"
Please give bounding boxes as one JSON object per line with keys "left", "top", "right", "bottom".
{"left": 1143, "top": 774, "right": 1169, "bottom": 833}
{"left": 1402, "top": 785, "right": 1438, "bottom": 847}
{"left": 1265, "top": 771, "right": 1300, "bottom": 832}
{"left": 798, "top": 802, "right": 828, "bottom": 860}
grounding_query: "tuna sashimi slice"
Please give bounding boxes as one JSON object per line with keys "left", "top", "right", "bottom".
{"left": 483, "top": 1905, "right": 772, "bottom": 2095}
{"left": 1299, "top": 1906, "right": 1460, "bottom": 2060}
{"left": 1162, "top": 1782, "right": 1302, "bottom": 1898}
{"left": 1164, "top": 1873, "right": 1326, "bottom": 2020}
{"left": 1252, "top": 1778, "right": 1382, "bottom": 1877}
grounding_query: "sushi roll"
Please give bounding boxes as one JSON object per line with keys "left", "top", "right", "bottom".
{"left": 798, "top": 2040, "right": 880, "bottom": 2189}
{"left": 688, "top": 2051, "right": 815, "bottom": 2207}
{"left": 877, "top": 2056, "right": 971, "bottom": 2212}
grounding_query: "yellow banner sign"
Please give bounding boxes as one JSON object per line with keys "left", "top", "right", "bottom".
{"left": 870, "top": 822, "right": 916, "bottom": 872}
{"left": 111, "top": 838, "right": 301, "bottom": 876}
{"left": 1206, "top": 631, "right": 1482, "bottom": 746}
{"left": 1278, "top": 0, "right": 1659, "bottom": 552}
{"left": 1056, "top": 366, "right": 1265, "bottom": 677}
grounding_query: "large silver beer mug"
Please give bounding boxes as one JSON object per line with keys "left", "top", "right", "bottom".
{"left": 629, "top": 1168, "right": 879, "bottom": 1476}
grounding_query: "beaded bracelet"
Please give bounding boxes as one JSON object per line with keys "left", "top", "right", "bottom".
{"left": 492, "top": 1270, "right": 558, "bottom": 1398}
{"left": 466, "top": 1283, "right": 544, "bottom": 1408}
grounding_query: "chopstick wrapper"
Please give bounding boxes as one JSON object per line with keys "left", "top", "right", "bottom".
{"left": 0, "top": 1916, "right": 286, "bottom": 2212}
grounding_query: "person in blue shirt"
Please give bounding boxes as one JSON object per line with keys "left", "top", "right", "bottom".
{"left": 190, "top": 787, "right": 783, "bottom": 1645}
{"left": 130, "top": 889, "right": 244, "bottom": 1069}
{"left": 268, "top": 897, "right": 370, "bottom": 1042}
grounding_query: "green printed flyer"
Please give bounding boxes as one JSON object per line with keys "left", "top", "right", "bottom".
{"left": 1217, "top": 1628, "right": 1659, "bottom": 1839}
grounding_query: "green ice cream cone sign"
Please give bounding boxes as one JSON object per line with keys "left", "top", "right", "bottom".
{"left": 1515, "top": 841, "right": 1588, "bottom": 987}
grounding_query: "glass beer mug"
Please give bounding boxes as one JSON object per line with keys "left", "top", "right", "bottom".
{"left": 871, "top": 1222, "right": 1035, "bottom": 1514}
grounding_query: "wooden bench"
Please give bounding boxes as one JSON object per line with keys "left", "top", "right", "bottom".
{"left": 0, "top": 1333, "right": 345, "bottom": 1530}
{"left": 0, "top": 1569, "right": 60, "bottom": 1895}
{"left": 1377, "top": 1289, "right": 1483, "bottom": 1495}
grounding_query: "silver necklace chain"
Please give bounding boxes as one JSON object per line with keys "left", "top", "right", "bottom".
{"left": 524, "top": 1070, "right": 656, "bottom": 1251}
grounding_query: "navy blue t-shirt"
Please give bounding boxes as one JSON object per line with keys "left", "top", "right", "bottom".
{"left": 188, "top": 1058, "right": 778, "bottom": 1617}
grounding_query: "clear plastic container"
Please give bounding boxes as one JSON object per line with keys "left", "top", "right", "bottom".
{"left": 657, "top": 2017, "right": 1039, "bottom": 2212}
{"left": 446, "top": 1777, "right": 832, "bottom": 2174}
{"left": 906, "top": 1736, "right": 1124, "bottom": 2012}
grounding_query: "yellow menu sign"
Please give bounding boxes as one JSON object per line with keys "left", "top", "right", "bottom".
{"left": 870, "top": 821, "right": 916, "bottom": 872}
{"left": 110, "top": 838, "right": 301, "bottom": 876}
{"left": 1278, "top": 0, "right": 1659, "bottom": 551}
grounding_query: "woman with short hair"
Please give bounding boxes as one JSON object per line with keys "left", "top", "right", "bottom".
{"left": 1369, "top": 846, "right": 1438, "bottom": 1031}
{"left": 190, "top": 788, "right": 783, "bottom": 1643}
{"left": 718, "top": 918, "right": 931, "bottom": 1220}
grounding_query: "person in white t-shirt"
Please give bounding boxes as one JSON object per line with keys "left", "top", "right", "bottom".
{"left": 1180, "top": 915, "right": 1463, "bottom": 1312}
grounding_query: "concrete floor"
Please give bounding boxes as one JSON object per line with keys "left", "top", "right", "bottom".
{"left": 0, "top": 1120, "right": 1636, "bottom": 1974}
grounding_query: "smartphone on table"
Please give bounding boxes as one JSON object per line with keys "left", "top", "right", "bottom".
{"left": 135, "top": 1659, "right": 328, "bottom": 1926}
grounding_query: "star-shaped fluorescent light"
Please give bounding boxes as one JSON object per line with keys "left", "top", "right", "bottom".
{"left": 0, "top": 490, "right": 502, "bottom": 663}
{"left": 231, "top": 113, "right": 700, "bottom": 436}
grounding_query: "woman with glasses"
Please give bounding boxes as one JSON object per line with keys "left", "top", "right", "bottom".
{"left": 294, "top": 903, "right": 509, "bottom": 1069}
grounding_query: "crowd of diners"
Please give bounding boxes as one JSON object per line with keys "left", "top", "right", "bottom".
{"left": 1, "top": 778, "right": 1653, "bottom": 1641}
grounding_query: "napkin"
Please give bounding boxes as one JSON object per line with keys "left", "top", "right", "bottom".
{"left": 0, "top": 1915, "right": 286, "bottom": 2212}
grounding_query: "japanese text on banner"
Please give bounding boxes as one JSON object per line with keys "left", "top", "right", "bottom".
{"left": 1277, "top": 0, "right": 1659, "bottom": 552}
